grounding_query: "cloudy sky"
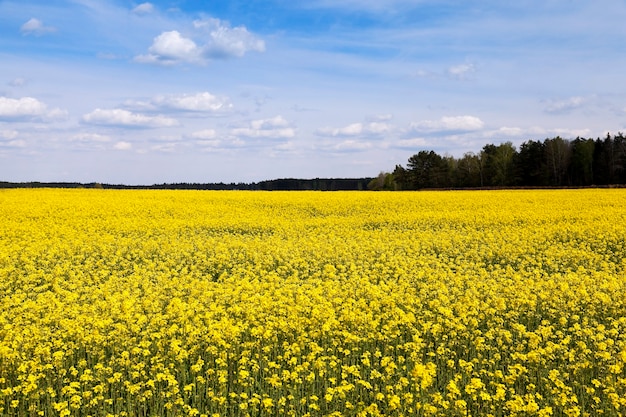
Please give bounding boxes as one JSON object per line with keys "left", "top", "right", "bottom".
{"left": 1, "top": 0, "right": 626, "bottom": 184}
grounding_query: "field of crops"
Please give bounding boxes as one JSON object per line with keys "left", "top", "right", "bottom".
{"left": 1, "top": 189, "right": 625, "bottom": 417}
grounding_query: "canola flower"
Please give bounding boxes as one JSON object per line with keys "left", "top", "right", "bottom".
{"left": 0, "top": 188, "right": 625, "bottom": 417}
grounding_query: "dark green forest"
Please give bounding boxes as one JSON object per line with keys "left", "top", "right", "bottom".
{"left": 370, "top": 133, "right": 626, "bottom": 190}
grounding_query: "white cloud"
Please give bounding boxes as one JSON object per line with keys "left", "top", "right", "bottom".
{"left": 231, "top": 116, "right": 295, "bottom": 139}
{"left": 20, "top": 18, "right": 56, "bottom": 36}
{"left": 250, "top": 116, "right": 289, "bottom": 129}
{"left": 367, "top": 122, "right": 391, "bottom": 134}
{"left": 82, "top": 109, "right": 179, "bottom": 128}
{"left": 367, "top": 114, "right": 393, "bottom": 122}
{"left": 129, "top": 92, "right": 233, "bottom": 113}
{"left": 0, "top": 97, "right": 45, "bottom": 117}
{"left": 482, "top": 126, "right": 525, "bottom": 138}
{"left": 550, "top": 127, "right": 593, "bottom": 138}
{"left": 195, "top": 139, "right": 221, "bottom": 148}
{"left": 544, "top": 96, "right": 586, "bottom": 114}
{"left": 113, "top": 141, "right": 133, "bottom": 150}
{"left": 317, "top": 121, "right": 391, "bottom": 137}
{"left": 70, "top": 133, "right": 111, "bottom": 143}
{"left": 135, "top": 31, "right": 200, "bottom": 65}
{"left": 0, "top": 139, "right": 26, "bottom": 148}
{"left": 193, "top": 18, "right": 266, "bottom": 59}
{"left": 135, "top": 18, "right": 265, "bottom": 65}
{"left": 132, "top": 2, "right": 154, "bottom": 15}
{"left": 0, "top": 96, "right": 67, "bottom": 121}
{"left": 190, "top": 129, "right": 217, "bottom": 139}
{"left": 394, "top": 137, "right": 428, "bottom": 149}
{"left": 161, "top": 92, "right": 232, "bottom": 111}
{"left": 0, "top": 130, "right": 25, "bottom": 148}
{"left": 413, "top": 63, "right": 476, "bottom": 80}
{"left": 274, "top": 141, "right": 296, "bottom": 152}
{"left": 496, "top": 127, "right": 524, "bottom": 136}
{"left": 484, "top": 126, "right": 593, "bottom": 141}
{"left": 332, "top": 140, "right": 373, "bottom": 151}
{"left": 314, "top": 139, "right": 374, "bottom": 152}
{"left": 317, "top": 123, "right": 363, "bottom": 136}
{"left": 0, "top": 129, "right": 19, "bottom": 140}
{"left": 196, "top": 135, "right": 244, "bottom": 149}
{"left": 151, "top": 142, "right": 179, "bottom": 153}
{"left": 410, "top": 116, "right": 485, "bottom": 132}
{"left": 447, "top": 63, "right": 475, "bottom": 79}
{"left": 314, "top": 119, "right": 390, "bottom": 151}
{"left": 413, "top": 69, "right": 436, "bottom": 79}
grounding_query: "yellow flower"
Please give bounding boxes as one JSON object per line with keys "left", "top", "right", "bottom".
{"left": 262, "top": 398, "right": 273, "bottom": 409}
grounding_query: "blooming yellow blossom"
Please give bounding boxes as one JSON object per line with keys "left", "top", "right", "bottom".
{"left": 0, "top": 189, "right": 625, "bottom": 416}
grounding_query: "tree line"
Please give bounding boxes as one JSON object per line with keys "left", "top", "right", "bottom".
{"left": 369, "top": 133, "right": 626, "bottom": 190}
{"left": 0, "top": 178, "right": 373, "bottom": 191}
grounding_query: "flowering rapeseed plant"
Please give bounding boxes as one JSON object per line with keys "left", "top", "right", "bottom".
{"left": 0, "top": 189, "right": 625, "bottom": 416}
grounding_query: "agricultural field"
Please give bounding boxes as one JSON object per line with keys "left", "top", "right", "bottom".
{"left": 1, "top": 189, "right": 625, "bottom": 417}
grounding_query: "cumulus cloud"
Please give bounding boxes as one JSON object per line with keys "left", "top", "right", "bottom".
{"left": 113, "top": 141, "right": 133, "bottom": 150}
{"left": 193, "top": 18, "right": 266, "bottom": 59}
{"left": 0, "top": 96, "right": 67, "bottom": 121}
{"left": 367, "top": 122, "right": 391, "bottom": 134}
{"left": 82, "top": 108, "right": 179, "bottom": 128}
{"left": 231, "top": 116, "right": 295, "bottom": 139}
{"left": 128, "top": 92, "right": 233, "bottom": 113}
{"left": 135, "top": 31, "right": 200, "bottom": 65}
{"left": 317, "top": 121, "right": 391, "bottom": 137}
{"left": 66, "top": 133, "right": 112, "bottom": 151}
{"left": 315, "top": 118, "right": 392, "bottom": 152}
{"left": 410, "top": 115, "right": 485, "bottom": 132}
{"left": 543, "top": 96, "right": 586, "bottom": 114}
{"left": 20, "top": 18, "right": 56, "bottom": 36}
{"left": 135, "top": 18, "right": 264, "bottom": 65}
{"left": 132, "top": 2, "right": 154, "bottom": 15}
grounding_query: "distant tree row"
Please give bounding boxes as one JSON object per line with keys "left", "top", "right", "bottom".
{"left": 0, "top": 178, "right": 373, "bottom": 191}
{"left": 369, "top": 133, "right": 626, "bottom": 190}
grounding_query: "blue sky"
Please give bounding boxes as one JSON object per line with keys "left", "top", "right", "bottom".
{"left": 1, "top": 0, "right": 626, "bottom": 184}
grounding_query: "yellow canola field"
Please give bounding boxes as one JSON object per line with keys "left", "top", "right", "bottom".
{"left": 1, "top": 189, "right": 626, "bottom": 417}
